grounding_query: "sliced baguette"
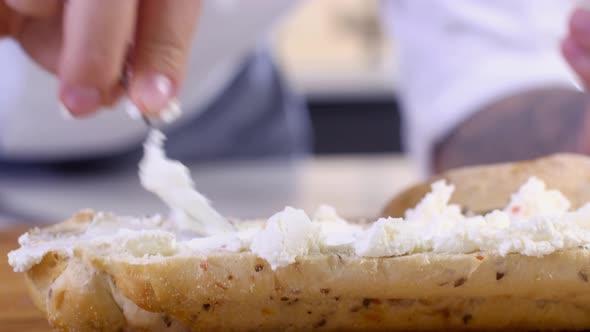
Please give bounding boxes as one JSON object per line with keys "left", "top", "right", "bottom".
{"left": 17, "top": 211, "right": 590, "bottom": 331}
{"left": 14, "top": 152, "right": 590, "bottom": 331}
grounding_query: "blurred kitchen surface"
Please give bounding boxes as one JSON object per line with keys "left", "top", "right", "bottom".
{"left": 0, "top": 0, "right": 414, "bottom": 227}
{"left": 0, "top": 156, "right": 417, "bottom": 227}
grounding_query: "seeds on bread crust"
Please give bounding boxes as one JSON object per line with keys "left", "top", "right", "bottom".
{"left": 462, "top": 314, "right": 473, "bottom": 324}
{"left": 453, "top": 277, "right": 467, "bottom": 287}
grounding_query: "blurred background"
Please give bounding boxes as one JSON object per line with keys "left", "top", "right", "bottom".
{"left": 0, "top": 0, "right": 580, "bottom": 226}
{"left": 0, "top": 0, "right": 413, "bottom": 226}
{"left": 274, "top": 0, "right": 401, "bottom": 155}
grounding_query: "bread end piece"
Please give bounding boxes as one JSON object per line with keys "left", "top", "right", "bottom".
{"left": 19, "top": 212, "right": 188, "bottom": 332}
{"left": 382, "top": 153, "right": 590, "bottom": 217}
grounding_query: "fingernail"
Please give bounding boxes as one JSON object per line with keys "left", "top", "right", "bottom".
{"left": 60, "top": 85, "right": 101, "bottom": 115}
{"left": 134, "top": 73, "right": 175, "bottom": 114}
{"left": 573, "top": 8, "right": 590, "bottom": 33}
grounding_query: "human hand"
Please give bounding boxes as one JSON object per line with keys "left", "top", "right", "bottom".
{"left": 563, "top": 7, "right": 590, "bottom": 89}
{"left": 0, "top": 0, "right": 200, "bottom": 117}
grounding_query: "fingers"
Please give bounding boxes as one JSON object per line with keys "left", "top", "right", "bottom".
{"left": 3, "top": 0, "right": 200, "bottom": 117}
{"left": 129, "top": 0, "right": 200, "bottom": 115}
{"left": 570, "top": 8, "right": 590, "bottom": 50}
{"left": 564, "top": 7, "right": 590, "bottom": 89}
{"left": 563, "top": 37, "right": 590, "bottom": 88}
{"left": 0, "top": 0, "right": 22, "bottom": 37}
{"left": 0, "top": 0, "right": 62, "bottom": 76}
{"left": 59, "top": 0, "right": 138, "bottom": 116}
{"left": 13, "top": 15, "right": 62, "bottom": 74}
{"left": 4, "top": 0, "right": 61, "bottom": 18}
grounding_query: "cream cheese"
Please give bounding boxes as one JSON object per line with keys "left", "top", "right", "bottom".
{"left": 353, "top": 178, "right": 590, "bottom": 258}
{"left": 250, "top": 207, "right": 318, "bottom": 269}
{"left": 10, "top": 175, "right": 590, "bottom": 272}
{"left": 139, "top": 130, "right": 234, "bottom": 236}
{"left": 125, "top": 99, "right": 182, "bottom": 124}
{"left": 8, "top": 129, "right": 590, "bottom": 272}
{"left": 504, "top": 177, "right": 571, "bottom": 219}
{"left": 313, "top": 205, "right": 362, "bottom": 252}
{"left": 8, "top": 213, "right": 177, "bottom": 272}
{"left": 355, "top": 217, "right": 420, "bottom": 257}
{"left": 8, "top": 231, "right": 76, "bottom": 273}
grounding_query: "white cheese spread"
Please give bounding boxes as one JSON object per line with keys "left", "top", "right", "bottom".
{"left": 125, "top": 99, "right": 182, "bottom": 124}
{"left": 250, "top": 207, "right": 318, "bottom": 269}
{"left": 139, "top": 130, "right": 234, "bottom": 236}
{"left": 8, "top": 130, "right": 590, "bottom": 272}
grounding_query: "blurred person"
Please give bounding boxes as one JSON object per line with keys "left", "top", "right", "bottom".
{"left": 383, "top": 0, "right": 587, "bottom": 175}
{"left": 0, "top": 0, "right": 589, "bottom": 178}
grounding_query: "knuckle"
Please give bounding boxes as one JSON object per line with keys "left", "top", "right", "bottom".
{"left": 74, "top": 48, "right": 122, "bottom": 88}
{"left": 137, "top": 35, "right": 188, "bottom": 72}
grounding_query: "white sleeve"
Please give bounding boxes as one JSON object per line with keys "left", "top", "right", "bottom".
{"left": 384, "top": 0, "right": 580, "bottom": 177}
{"left": 0, "top": 0, "right": 300, "bottom": 161}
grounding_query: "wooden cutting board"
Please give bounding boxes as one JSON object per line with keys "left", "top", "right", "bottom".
{"left": 0, "top": 227, "right": 51, "bottom": 332}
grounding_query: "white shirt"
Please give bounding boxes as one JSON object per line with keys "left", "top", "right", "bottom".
{"left": 0, "top": 0, "right": 582, "bottom": 172}
{"left": 384, "top": 0, "right": 580, "bottom": 176}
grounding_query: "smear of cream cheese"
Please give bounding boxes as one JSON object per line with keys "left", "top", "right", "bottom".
{"left": 8, "top": 213, "right": 175, "bottom": 272}
{"left": 139, "top": 130, "right": 234, "bottom": 236}
{"left": 313, "top": 205, "right": 363, "bottom": 251}
{"left": 10, "top": 161, "right": 590, "bottom": 273}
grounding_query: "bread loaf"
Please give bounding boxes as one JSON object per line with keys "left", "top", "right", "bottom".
{"left": 9, "top": 153, "right": 590, "bottom": 331}
{"left": 9, "top": 209, "right": 590, "bottom": 331}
